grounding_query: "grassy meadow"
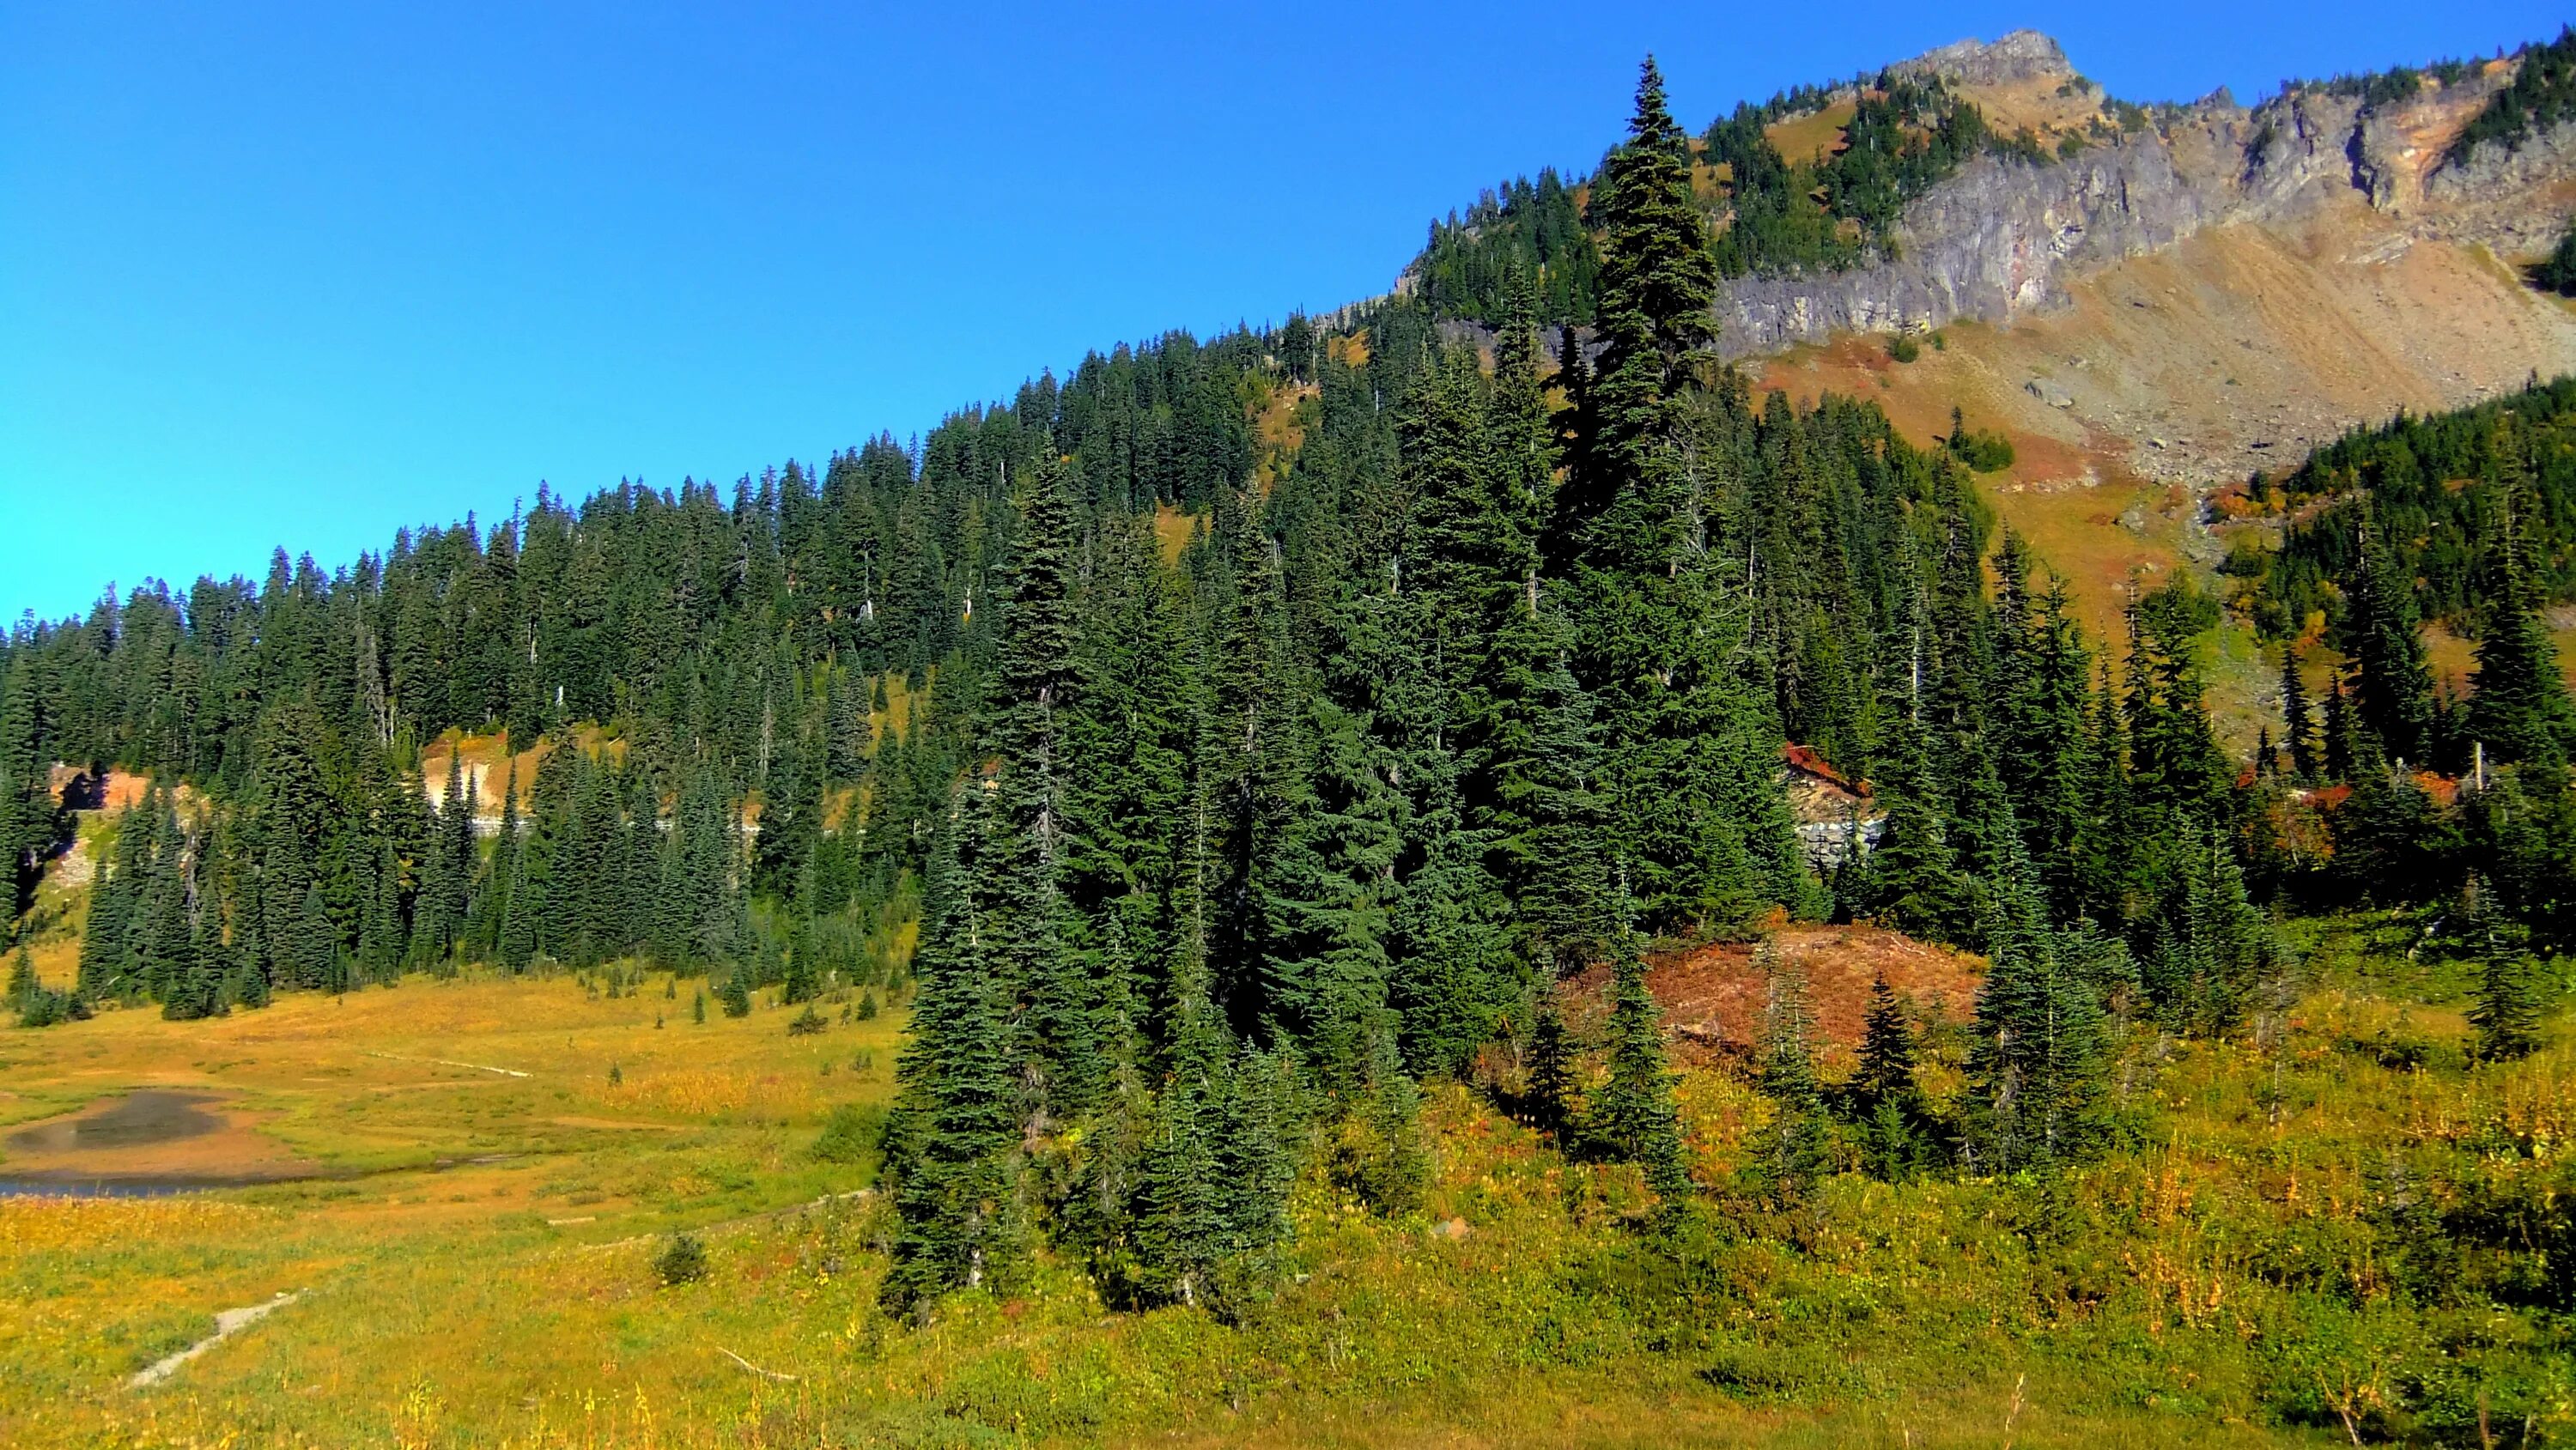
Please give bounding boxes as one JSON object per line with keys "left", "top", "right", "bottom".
{"left": 0, "top": 913, "right": 2566, "bottom": 1447}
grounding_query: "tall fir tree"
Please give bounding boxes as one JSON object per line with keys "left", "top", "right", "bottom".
{"left": 1585, "top": 890, "right": 1688, "bottom": 1198}
{"left": 882, "top": 790, "right": 1029, "bottom": 1312}
{"left": 2464, "top": 872, "right": 2546, "bottom": 1061}
{"left": 2466, "top": 485, "right": 2576, "bottom": 767}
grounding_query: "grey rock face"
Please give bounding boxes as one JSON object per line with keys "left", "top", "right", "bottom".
{"left": 1893, "top": 29, "right": 2069, "bottom": 87}
{"left": 1704, "top": 45, "right": 2576, "bottom": 359}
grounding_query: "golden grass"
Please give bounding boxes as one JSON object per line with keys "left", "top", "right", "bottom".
{"left": 1153, "top": 504, "right": 1202, "bottom": 567}
{"left": 1763, "top": 100, "right": 1854, "bottom": 164}
{"left": 1, "top": 919, "right": 2562, "bottom": 1446}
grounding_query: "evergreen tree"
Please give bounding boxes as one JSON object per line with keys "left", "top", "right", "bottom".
{"left": 1585, "top": 894, "right": 1688, "bottom": 1197}
{"left": 1848, "top": 970, "right": 1932, "bottom": 1180}
{"left": 1132, "top": 1057, "right": 1224, "bottom": 1306}
{"left": 1547, "top": 57, "right": 1795, "bottom": 936}
{"left": 882, "top": 792, "right": 1029, "bottom": 1312}
{"left": 2464, "top": 873, "right": 2547, "bottom": 1060}
{"left": 1751, "top": 950, "right": 1831, "bottom": 1198}
{"left": 1962, "top": 852, "right": 2113, "bottom": 1175}
{"left": 987, "top": 456, "right": 1099, "bottom": 1119}
{"left": 77, "top": 804, "right": 148, "bottom": 998}
{"left": 0, "top": 669, "right": 45, "bottom": 929}
{"left": 2466, "top": 487, "right": 2576, "bottom": 767}
{"left": 2348, "top": 516, "right": 2438, "bottom": 764}
{"left": 1524, "top": 997, "right": 1578, "bottom": 1140}
{"left": 294, "top": 880, "right": 341, "bottom": 994}
{"left": 2323, "top": 670, "right": 2360, "bottom": 783}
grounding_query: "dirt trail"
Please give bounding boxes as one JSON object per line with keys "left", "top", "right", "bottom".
{"left": 127, "top": 1291, "right": 301, "bottom": 1390}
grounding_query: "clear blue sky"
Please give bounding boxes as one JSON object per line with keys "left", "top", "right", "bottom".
{"left": 2, "top": 1, "right": 2561, "bottom": 621}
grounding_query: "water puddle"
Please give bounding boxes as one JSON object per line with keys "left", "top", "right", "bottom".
{"left": 0, "top": 1089, "right": 321, "bottom": 1194}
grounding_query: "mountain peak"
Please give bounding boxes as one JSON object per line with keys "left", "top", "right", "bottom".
{"left": 1893, "top": 29, "right": 2072, "bottom": 87}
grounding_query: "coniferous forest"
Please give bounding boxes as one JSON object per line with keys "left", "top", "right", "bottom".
{"left": 3, "top": 53, "right": 2572, "bottom": 1444}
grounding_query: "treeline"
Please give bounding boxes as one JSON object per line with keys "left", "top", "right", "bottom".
{"left": 2249, "top": 375, "right": 2576, "bottom": 639}
{"left": 1409, "top": 65, "right": 2020, "bottom": 325}
{"left": 1707, "top": 74, "right": 1996, "bottom": 276}
{"left": 2450, "top": 26, "right": 2576, "bottom": 160}
{"left": 1411, "top": 169, "right": 1600, "bottom": 327}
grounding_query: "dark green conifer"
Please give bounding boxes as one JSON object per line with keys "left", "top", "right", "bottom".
{"left": 1525, "top": 998, "right": 1578, "bottom": 1140}
{"left": 1961, "top": 853, "right": 2112, "bottom": 1175}
{"left": 1585, "top": 894, "right": 1688, "bottom": 1198}
{"left": 2467, "top": 486, "right": 2575, "bottom": 767}
{"left": 883, "top": 792, "right": 1028, "bottom": 1312}
{"left": 2348, "top": 516, "right": 2438, "bottom": 764}
{"left": 2464, "top": 873, "right": 2546, "bottom": 1060}
{"left": 1751, "top": 950, "right": 1831, "bottom": 1198}
{"left": 1850, "top": 971, "right": 1931, "bottom": 1180}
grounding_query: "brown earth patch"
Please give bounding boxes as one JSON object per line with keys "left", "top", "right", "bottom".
{"left": 0, "top": 1089, "right": 319, "bottom": 1187}
{"left": 1564, "top": 924, "right": 1982, "bottom": 1067}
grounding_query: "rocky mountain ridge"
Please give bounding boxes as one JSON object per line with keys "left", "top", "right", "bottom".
{"left": 1716, "top": 31, "right": 2573, "bottom": 357}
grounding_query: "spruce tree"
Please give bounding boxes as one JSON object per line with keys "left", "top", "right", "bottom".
{"left": 2323, "top": 670, "right": 2360, "bottom": 783}
{"left": 0, "top": 670, "right": 44, "bottom": 929}
{"left": 6, "top": 943, "right": 33, "bottom": 1009}
{"left": 1546, "top": 58, "right": 1794, "bottom": 937}
{"left": 987, "top": 455, "right": 1099, "bottom": 1119}
{"left": 1849, "top": 971, "right": 1931, "bottom": 1180}
{"left": 1133, "top": 1062, "right": 1224, "bottom": 1306}
{"left": 1585, "top": 895, "right": 1688, "bottom": 1197}
{"left": 78, "top": 804, "right": 148, "bottom": 998}
{"left": 882, "top": 791, "right": 1028, "bottom": 1312}
{"left": 2467, "top": 488, "right": 2575, "bottom": 767}
{"left": 1752, "top": 950, "right": 1832, "bottom": 1198}
{"left": 2348, "top": 516, "right": 2438, "bottom": 764}
{"left": 1962, "top": 855, "right": 2112, "bottom": 1175}
{"left": 1525, "top": 997, "right": 1578, "bottom": 1140}
{"left": 2464, "top": 873, "right": 2546, "bottom": 1060}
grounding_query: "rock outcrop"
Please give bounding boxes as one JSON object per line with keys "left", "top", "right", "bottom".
{"left": 1710, "top": 38, "right": 2573, "bottom": 358}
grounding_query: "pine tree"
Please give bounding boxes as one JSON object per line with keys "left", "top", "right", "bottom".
{"left": 2467, "top": 486, "right": 2576, "bottom": 767}
{"left": 882, "top": 790, "right": 1028, "bottom": 1312}
{"left": 1525, "top": 997, "right": 1578, "bottom": 1139}
{"left": 1752, "top": 949, "right": 1832, "bottom": 1198}
{"left": 1585, "top": 894, "right": 1688, "bottom": 1197}
{"left": 2464, "top": 873, "right": 2546, "bottom": 1060}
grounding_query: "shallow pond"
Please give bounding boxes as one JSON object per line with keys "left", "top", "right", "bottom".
{"left": 0, "top": 1089, "right": 319, "bottom": 1195}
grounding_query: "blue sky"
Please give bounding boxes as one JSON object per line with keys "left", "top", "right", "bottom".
{"left": 1, "top": 1, "right": 2561, "bottom": 621}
